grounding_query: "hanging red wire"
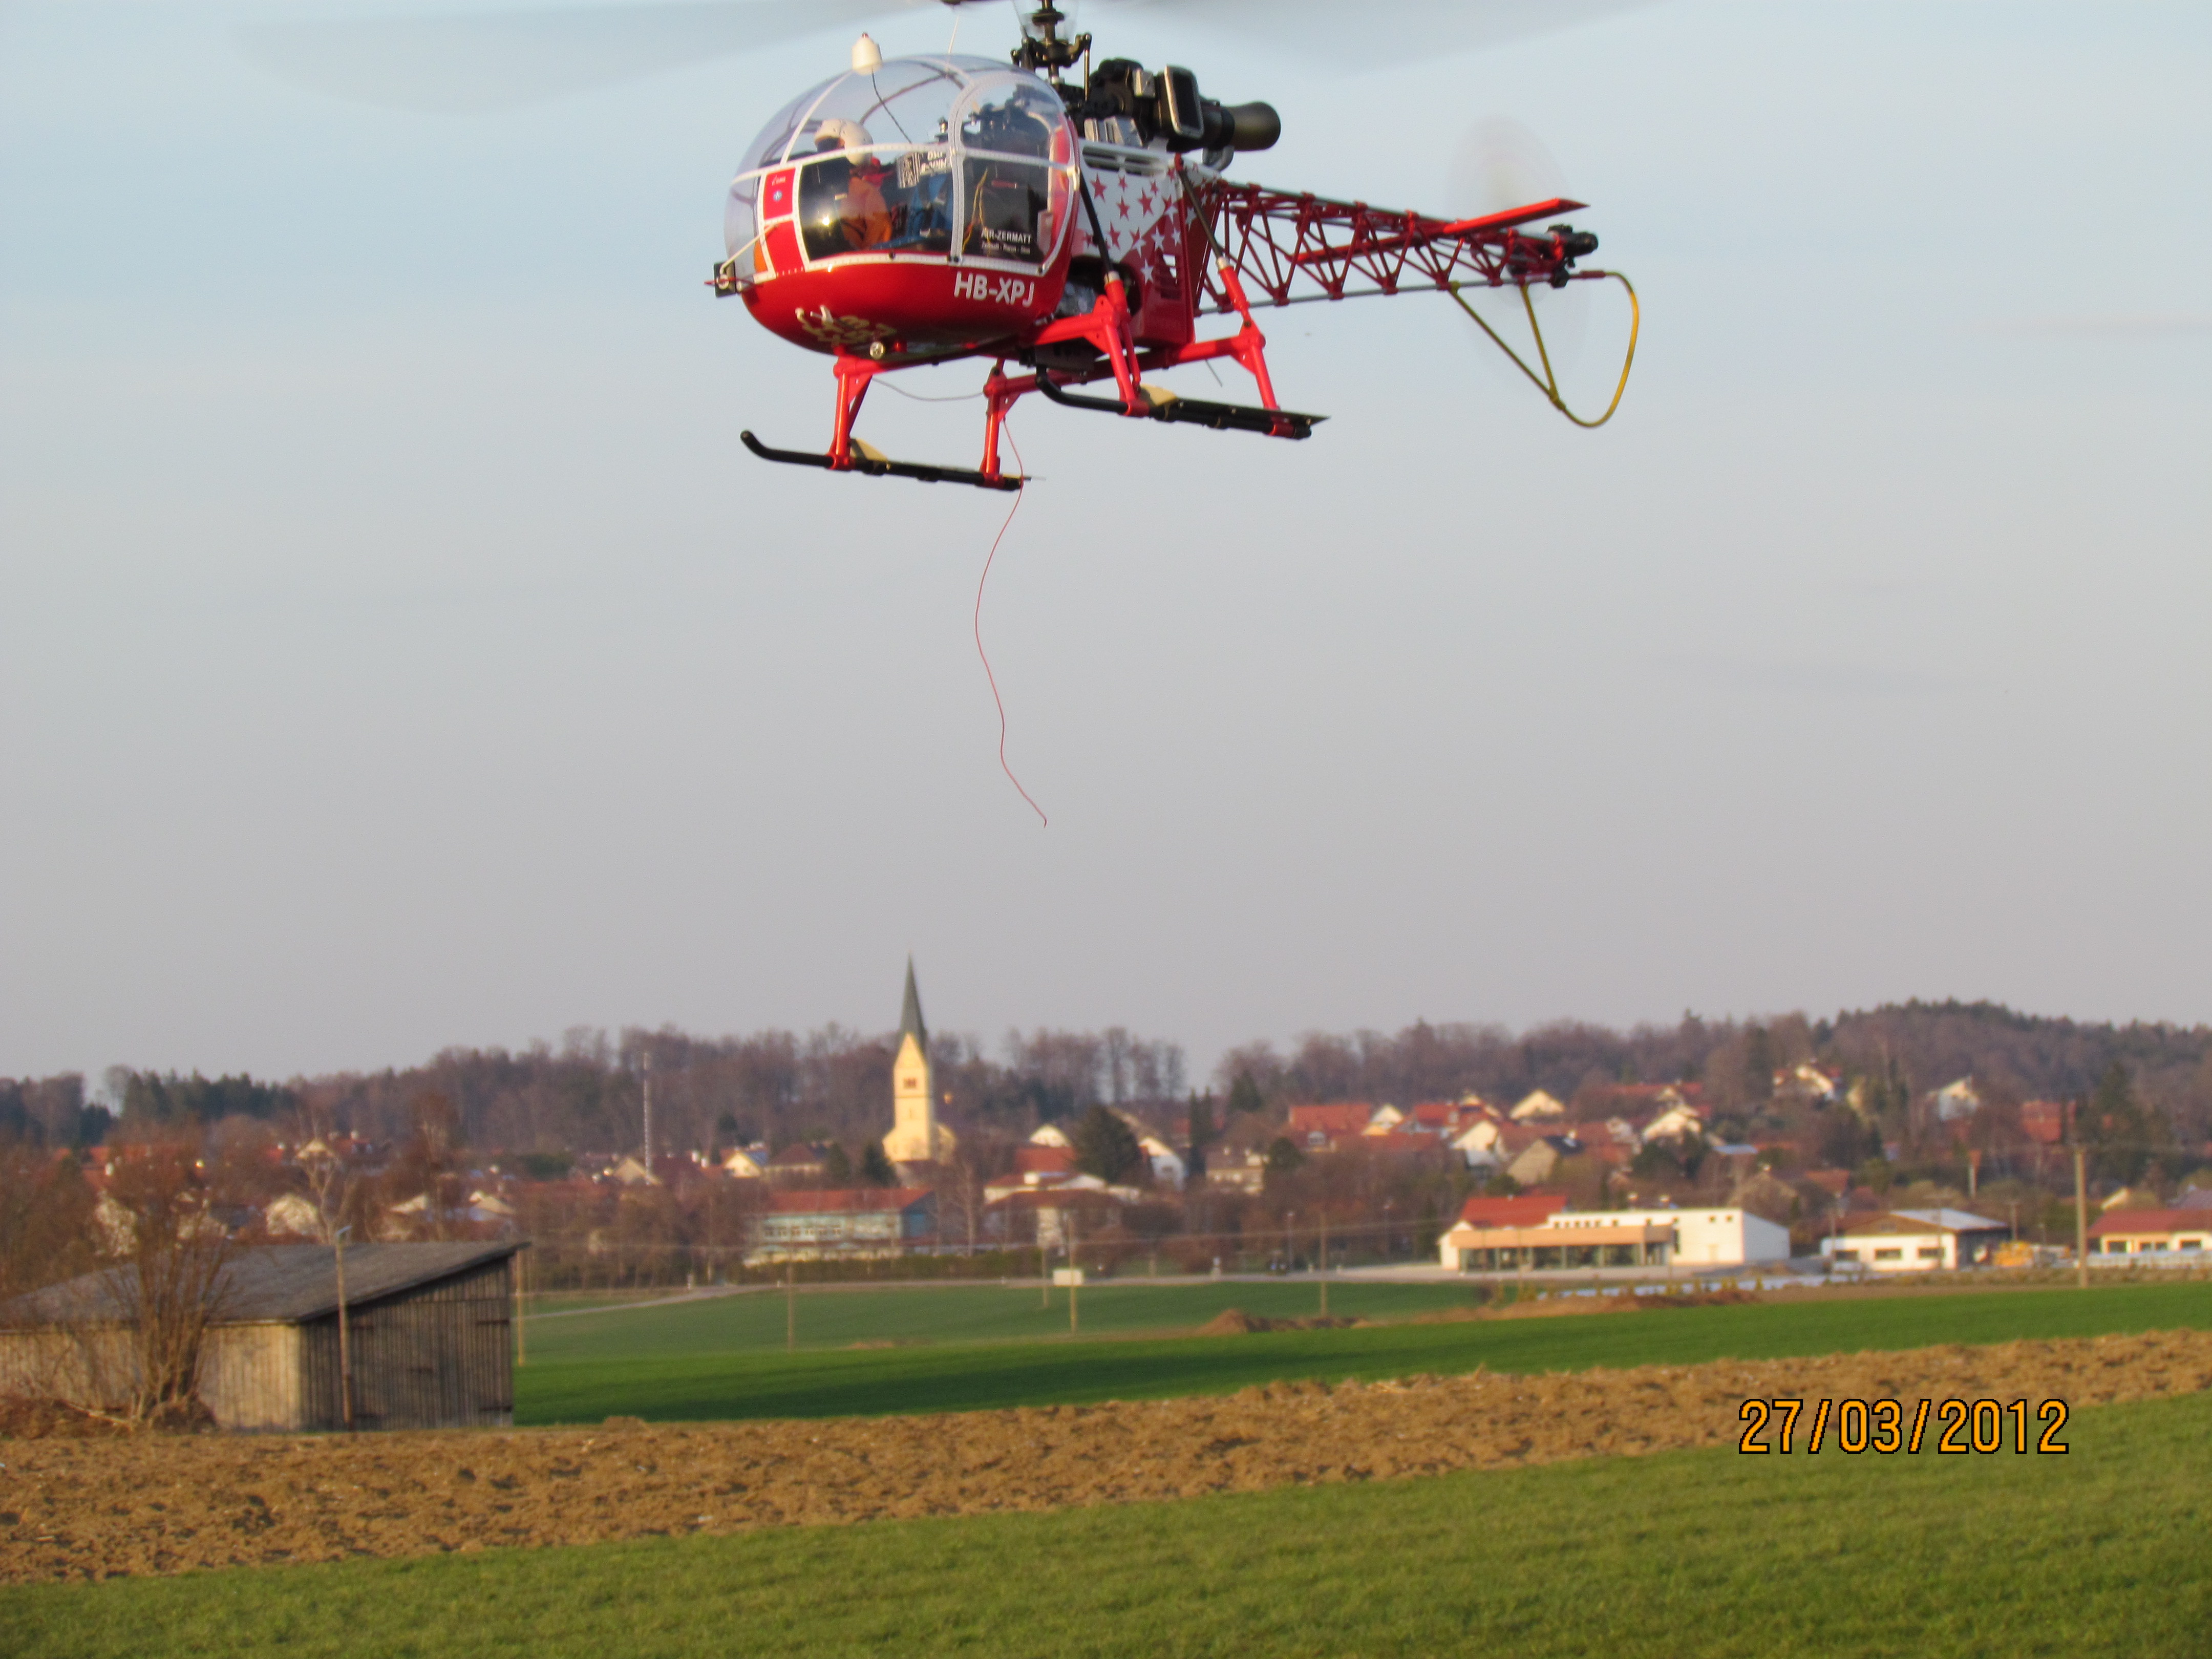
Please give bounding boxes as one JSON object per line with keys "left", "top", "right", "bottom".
{"left": 972, "top": 420, "right": 1046, "bottom": 827}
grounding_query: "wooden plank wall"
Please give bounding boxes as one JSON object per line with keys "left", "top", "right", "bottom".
{"left": 0, "top": 1324, "right": 299, "bottom": 1429}
{"left": 299, "top": 1257, "right": 515, "bottom": 1431}
{"left": 0, "top": 1327, "right": 125, "bottom": 1406}
{"left": 201, "top": 1325, "right": 304, "bottom": 1431}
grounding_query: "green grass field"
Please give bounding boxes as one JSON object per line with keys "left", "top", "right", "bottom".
{"left": 14, "top": 1389, "right": 2208, "bottom": 1658}
{"left": 521, "top": 1277, "right": 1481, "bottom": 1359}
{"left": 515, "top": 1280, "right": 2212, "bottom": 1424}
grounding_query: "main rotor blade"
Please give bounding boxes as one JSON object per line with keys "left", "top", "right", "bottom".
{"left": 235, "top": 0, "right": 934, "bottom": 114}
{"left": 1119, "top": 0, "right": 1660, "bottom": 69}
{"left": 235, "top": 0, "right": 1661, "bottom": 115}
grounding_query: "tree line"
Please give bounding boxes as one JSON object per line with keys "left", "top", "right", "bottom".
{"left": 6, "top": 999, "right": 2204, "bottom": 1163}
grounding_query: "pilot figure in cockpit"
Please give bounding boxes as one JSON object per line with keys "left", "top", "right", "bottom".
{"left": 811, "top": 118, "right": 894, "bottom": 251}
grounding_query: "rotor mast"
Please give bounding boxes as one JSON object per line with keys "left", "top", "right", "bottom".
{"left": 1009, "top": 3, "right": 1089, "bottom": 83}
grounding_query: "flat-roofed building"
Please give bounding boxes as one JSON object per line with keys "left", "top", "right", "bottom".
{"left": 1443, "top": 1218, "right": 1677, "bottom": 1272}
{"left": 1439, "top": 1204, "right": 1786, "bottom": 1272}
{"left": 1823, "top": 1208, "right": 2008, "bottom": 1272}
{"left": 747, "top": 1187, "right": 934, "bottom": 1263}
{"left": 1586, "top": 1206, "right": 1789, "bottom": 1268}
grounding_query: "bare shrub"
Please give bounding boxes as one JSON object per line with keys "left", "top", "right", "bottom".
{"left": 94, "top": 1137, "right": 237, "bottom": 1425}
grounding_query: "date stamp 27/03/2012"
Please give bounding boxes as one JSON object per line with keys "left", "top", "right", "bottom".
{"left": 1738, "top": 1397, "right": 2070, "bottom": 1456}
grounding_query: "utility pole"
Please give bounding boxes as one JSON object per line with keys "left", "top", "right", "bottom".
{"left": 514, "top": 1242, "right": 526, "bottom": 1368}
{"left": 642, "top": 1049, "right": 655, "bottom": 1180}
{"left": 2071, "top": 1100, "right": 2089, "bottom": 1291}
{"left": 334, "top": 1224, "right": 354, "bottom": 1432}
{"left": 785, "top": 1259, "right": 796, "bottom": 1352}
{"left": 1040, "top": 1226, "right": 1050, "bottom": 1310}
{"left": 1068, "top": 1210, "right": 1080, "bottom": 1336}
{"left": 1318, "top": 1209, "right": 1329, "bottom": 1317}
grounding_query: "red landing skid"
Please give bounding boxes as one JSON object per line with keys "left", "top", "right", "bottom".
{"left": 742, "top": 261, "right": 1314, "bottom": 493}
{"left": 740, "top": 190, "right": 1597, "bottom": 492}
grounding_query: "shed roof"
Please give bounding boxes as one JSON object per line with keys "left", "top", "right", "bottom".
{"left": 1890, "top": 1208, "right": 2005, "bottom": 1231}
{"left": 0, "top": 1242, "right": 519, "bottom": 1329}
{"left": 1841, "top": 1210, "right": 2002, "bottom": 1238}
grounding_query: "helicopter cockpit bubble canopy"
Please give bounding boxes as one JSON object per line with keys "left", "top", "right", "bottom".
{"left": 725, "top": 56, "right": 1076, "bottom": 284}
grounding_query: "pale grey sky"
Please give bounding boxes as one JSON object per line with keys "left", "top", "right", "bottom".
{"left": 3, "top": 1, "right": 2207, "bottom": 1086}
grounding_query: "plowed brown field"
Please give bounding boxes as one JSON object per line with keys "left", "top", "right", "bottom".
{"left": 5, "top": 1328, "right": 2209, "bottom": 1584}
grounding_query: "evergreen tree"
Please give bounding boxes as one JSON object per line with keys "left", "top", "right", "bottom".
{"left": 859, "top": 1141, "right": 898, "bottom": 1187}
{"left": 1226, "top": 1071, "right": 1265, "bottom": 1119}
{"left": 1072, "top": 1106, "right": 1145, "bottom": 1184}
{"left": 1743, "top": 1026, "right": 1777, "bottom": 1103}
{"left": 821, "top": 1142, "right": 854, "bottom": 1185}
{"left": 1185, "top": 1092, "right": 1219, "bottom": 1182}
{"left": 2086, "top": 1061, "right": 2172, "bottom": 1184}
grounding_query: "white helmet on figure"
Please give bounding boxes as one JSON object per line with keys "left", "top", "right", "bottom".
{"left": 812, "top": 117, "right": 874, "bottom": 157}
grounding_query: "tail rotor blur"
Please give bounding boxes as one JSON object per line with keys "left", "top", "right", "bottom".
{"left": 1447, "top": 116, "right": 1591, "bottom": 370}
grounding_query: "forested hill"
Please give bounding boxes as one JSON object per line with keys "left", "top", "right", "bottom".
{"left": 10, "top": 1001, "right": 2207, "bottom": 1157}
{"left": 1219, "top": 1001, "right": 2212, "bottom": 1133}
{"left": 1825, "top": 1001, "right": 2212, "bottom": 1112}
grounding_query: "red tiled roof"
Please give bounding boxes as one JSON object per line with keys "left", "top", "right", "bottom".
{"left": 764, "top": 1186, "right": 930, "bottom": 1215}
{"left": 2019, "top": 1101, "right": 2067, "bottom": 1145}
{"left": 1015, "top": 1145, "right": 1076, "bottom": 1175}
{"left": 2086, "top": 1209, "right": 2209, "bottom": 1239}
{"left": 1454, "top": 1194, "right": 1568, "bottom": 1229}
{"left": 1287, "top": 1103, "right": 1373, "bottom": 1137}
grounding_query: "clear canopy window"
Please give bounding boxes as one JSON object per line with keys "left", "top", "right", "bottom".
{"left": 727, "top": 57, "right": 1074, "bottom": 274}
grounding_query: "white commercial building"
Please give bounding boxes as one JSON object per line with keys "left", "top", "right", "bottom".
{"left": 1590, "top": 1207, "right": 1790, "bottom": 1268}
{"left": 1440, "top": 1206, "right": 1789, "bottom": 1272}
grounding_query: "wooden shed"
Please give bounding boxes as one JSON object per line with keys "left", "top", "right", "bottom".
{"left": 0, "top": 1242, "right": 521, "bottom": 1432}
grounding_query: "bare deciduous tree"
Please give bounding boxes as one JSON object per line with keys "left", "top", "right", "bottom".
{"left": 389, "top": 1091, "right": 468, "bottom": 1239}
{"left": 99, "top": 1137, "right": 237, "bottom": 1426}
{"left": 0, "top": 1141, "right": 96, "bottom": 1303}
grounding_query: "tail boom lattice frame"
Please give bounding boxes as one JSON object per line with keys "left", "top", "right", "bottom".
{"left": 1192, "top": 187, "right": 1597, "bottom": 310}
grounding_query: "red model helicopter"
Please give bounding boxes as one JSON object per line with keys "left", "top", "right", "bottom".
{"left": 715, "top": 2, "right": 1635, "bottom": 491}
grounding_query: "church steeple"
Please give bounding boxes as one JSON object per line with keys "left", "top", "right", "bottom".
{"left": 882, "top": 957, "right": 955, "bottom": 1166}
{"left": 899, "top": 955, "right": 927, "bottom": 1047}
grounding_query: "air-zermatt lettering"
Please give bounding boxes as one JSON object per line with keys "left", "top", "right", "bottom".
{"left": 953, "top": 271, "right": 1036, "bottom": 308}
